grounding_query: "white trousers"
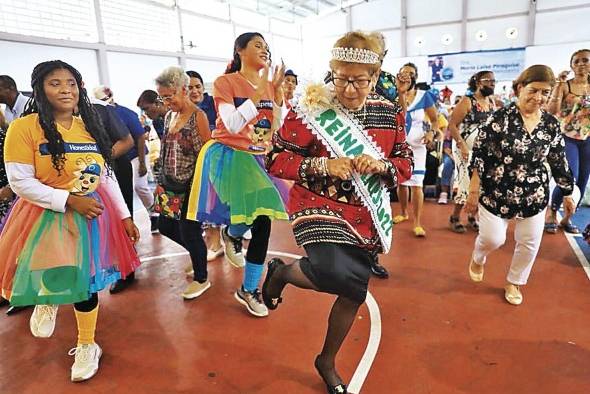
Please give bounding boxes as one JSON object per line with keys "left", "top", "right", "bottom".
{"left": 472, "top": 205, "right": 546, "bottom": 285}
{"left": 131, "top": 157, "right": 154, "bottom": 211}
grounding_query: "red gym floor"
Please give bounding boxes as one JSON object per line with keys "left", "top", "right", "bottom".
{"left": 1, "top": 201, "right": 590, "bottom": 394}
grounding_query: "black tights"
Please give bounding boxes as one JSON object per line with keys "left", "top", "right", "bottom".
{"left": 159, "top": 216, "right": 208, "bottom": 282}
{"left": 73, "top": 292, "right": 98, "bottom": 312}
{"left": 269, "top": 259, "right": 362, "bottom": 387}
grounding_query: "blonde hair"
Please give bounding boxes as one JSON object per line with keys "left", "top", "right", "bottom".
{"left": 330, "top": 31, "right": 382, "bottom": 75}
{"left": 155, "top": 66, "right": 189, "bottom": 89}
{"left": 369, "top": 31, "right": 387, "bottom": 62}
{"left": 512, "top": 65, "right": 555, "bottom": 95}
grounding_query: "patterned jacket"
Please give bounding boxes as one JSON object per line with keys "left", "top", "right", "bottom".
{"left": 266, "top": 93, "right": 413, "bottom": 251}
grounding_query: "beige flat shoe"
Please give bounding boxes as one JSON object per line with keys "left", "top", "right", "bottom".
{"left": 468, "top": 259, "right": 484, "bottom": 282}
{"left": 504, "top": 284, "right": 523, "bottom": 305}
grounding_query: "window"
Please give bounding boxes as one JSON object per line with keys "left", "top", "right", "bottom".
{"left": 100, "top": 0, "right": 180, "bottom": 51}
{"left": 0, "top": 0, "right": 98, "bottom": 42}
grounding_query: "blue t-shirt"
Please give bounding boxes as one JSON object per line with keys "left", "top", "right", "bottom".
{"left": 152, "top": 117, "right": 165, "bottom": 139}
{"left": 405, "top": 89, "right": 437, "bottom": 133}
{"left": 113, "top": 104, "right": 148, "bottom": 161}
{"left": 197, "top": 93, "right": 217, "bottom": 131}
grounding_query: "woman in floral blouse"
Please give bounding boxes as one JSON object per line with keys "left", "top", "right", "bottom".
{"left": 546, "top": 49, "right": 590, "bottom": 234}
{"left": 466, "top": 65, "right": 575, "bottom": 306}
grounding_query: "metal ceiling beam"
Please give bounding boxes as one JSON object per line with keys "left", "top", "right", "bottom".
{"left": 400, "top": 0, "right": 407, "bottom": 57}
{"left": 461, "top": 0, "right": 467, "bottom": 51}
{"left": 527, "top": 0, "right": 536, "bottom": 46}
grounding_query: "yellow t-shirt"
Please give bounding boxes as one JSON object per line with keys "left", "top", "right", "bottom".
{"left": 4, "top": 113, "right": 105, "bottom": 196}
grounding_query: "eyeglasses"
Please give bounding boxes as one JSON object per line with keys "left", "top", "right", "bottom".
{"left": 480, "top": 78, "right": 496, "bottom": 83}
{"left": 331, "top": 77, "right": 371, "bottom": 89}
{"left": 159, "top": 93, "right": 176, "bottom": 102}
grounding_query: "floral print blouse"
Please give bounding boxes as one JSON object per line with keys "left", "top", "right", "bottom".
{"left": 471, "top": 103, "right": 574, "bottom": 219}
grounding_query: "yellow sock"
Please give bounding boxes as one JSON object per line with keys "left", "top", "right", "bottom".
{"left": 74, "top": 304, "right": 99, "bottom": 345}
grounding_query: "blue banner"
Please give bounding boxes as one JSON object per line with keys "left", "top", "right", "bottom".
{"left": 428, "top": 48, "right": 526, "bottom": 85}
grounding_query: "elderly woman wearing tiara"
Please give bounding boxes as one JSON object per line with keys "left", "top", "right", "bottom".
{"left": 264, "top": 31, "right": 413, "bottom": 393}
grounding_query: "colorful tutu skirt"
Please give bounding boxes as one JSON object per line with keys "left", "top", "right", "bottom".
{"left": 0, "top": 185, "right": 140, "bottom": 306}
{"left": 186, "top": 140, "right": 289, "bottom": 225}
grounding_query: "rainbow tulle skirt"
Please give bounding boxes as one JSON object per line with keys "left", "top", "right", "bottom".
{"left": 186, "top": 140, "right": 289, "bottom": 225}
{"left": 0, "top": 185, "right": 140, "bottom": 306}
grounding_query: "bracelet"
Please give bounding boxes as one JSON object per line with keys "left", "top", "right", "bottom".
{"left": 311, "top": 157, "right": 328, "bottom": 177}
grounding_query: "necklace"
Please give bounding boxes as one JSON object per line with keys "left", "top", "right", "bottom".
{"left": 238, "top": 71, "right": 258, "bottom": 88}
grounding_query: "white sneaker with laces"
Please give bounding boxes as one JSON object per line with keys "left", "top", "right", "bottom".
{"left": 438, "top": 192, "right": 448, "bottom": 204}
{"left": 69, "top": 342, "right": 102, "bottom": 382}
{"left": 235, "top": 287, "right": 268, "bottom": 317}
{"left": 30, "top": 304, "right": 58, "bottom": 338}
{"left": 222, "top": 227, "right": 245, "bottom": 268}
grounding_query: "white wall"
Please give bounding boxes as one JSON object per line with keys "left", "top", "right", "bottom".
{"left": 106, "top": 52, "right": 178, "bottom": 111}
{"left": 351, "top": 0, "right": 401, "bottom": 31}
{"left": 526, "top": 41, "right": 590, "bottom": 76}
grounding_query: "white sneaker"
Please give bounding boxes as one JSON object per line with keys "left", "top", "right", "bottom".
{"left": 235, "top": 287, "right": 268, "bottom": 317}
{"left": 243, "top": 230, "right": 252, "bottom": 240}
{"left": 69, "top": 343, "right": 102, "bottom": 382}
{"left": 438, "top": 192, "right": 448, "bottom": 204}
{"left": 182, "top": 280, "right": 212, "bottom": 300}
{"left": 30, "top": 304, "right": 58, "bottom": 338}
{"left": 221, "top": 227, "right": 245, "bottom": 268}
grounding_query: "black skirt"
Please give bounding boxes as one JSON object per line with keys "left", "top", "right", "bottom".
{"left": 300, "top": 243, "right": 372, "bottom": 303}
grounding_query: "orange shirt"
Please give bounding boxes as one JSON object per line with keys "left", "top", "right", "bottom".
{"left": 212, "top": 72, "right": 277, "bottom": 153}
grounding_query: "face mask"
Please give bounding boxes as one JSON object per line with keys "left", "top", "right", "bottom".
{"left": 480, "top": 86, "right": 494, "bottom": 97}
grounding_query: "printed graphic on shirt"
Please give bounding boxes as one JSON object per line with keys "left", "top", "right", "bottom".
{"left": 70, "top": 156, "right": 102, "bottom": 196}
{"left": 249, "top": 118, "right": 272, "bottom": 146}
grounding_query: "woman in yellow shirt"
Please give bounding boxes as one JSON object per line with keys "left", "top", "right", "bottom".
{"left": 0, "top": 60, "right": 140, "bottom": 382}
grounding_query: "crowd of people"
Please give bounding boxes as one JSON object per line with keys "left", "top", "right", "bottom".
{"left": 0, "top": 29, "right": 588, "bottom": 393}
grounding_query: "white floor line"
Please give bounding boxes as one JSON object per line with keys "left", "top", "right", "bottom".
{"left": 555, "top": 212, "right": 590, "bottom": 281}
{"left": 141, "top": 249, "right": 382, "bottom": 393}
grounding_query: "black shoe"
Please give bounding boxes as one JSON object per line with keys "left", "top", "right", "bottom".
{"left": 150, "top": 216, "right": 159, "bottom": 234}
{"left": 109, "top": 272, "right": 136, "bottom": 294}
{"left": 0, "top": 298, "right": 8, "bottom": 308}
{"left": 6, "top": 305, "right": 32, "bottom": 315}
{"left": 262, "top": 258, "right": 285, "bottom": 310}
{"left": 314, "top": 356, "right": 348, "bottom": 394}
{"left": 369, "top": 253, "right": 389, "bottom": 279}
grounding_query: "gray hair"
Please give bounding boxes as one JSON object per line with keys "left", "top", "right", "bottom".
{"left": 155, "top": 66, "right": 189, "bottom": 89}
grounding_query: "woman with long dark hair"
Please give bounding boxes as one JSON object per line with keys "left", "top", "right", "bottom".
{"left": 185, "top": 32, "right": 288, "bottom": 317}
{"left": 448, "top": 70, "right": 497, "bottom": 233}
{"left": 0, "top": 60, "right": 140, "bottom": 382}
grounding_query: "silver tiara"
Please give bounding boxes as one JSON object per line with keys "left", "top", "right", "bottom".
{"left": 331, "top": 47, "right": 380, "bottom": 64}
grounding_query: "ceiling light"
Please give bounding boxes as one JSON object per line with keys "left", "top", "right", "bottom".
{"left": 475, "top": 30, "right": 488, "bottom": 42}
{"left": 506, "top": 27, "right": 518, "bottom": 40}
{"left": 441, "top": 34, "right": 453, "bottom": 46}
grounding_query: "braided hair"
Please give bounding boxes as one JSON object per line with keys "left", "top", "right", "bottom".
{"left": 23, "top": 60, "right": 113, "bottom": 175}
{"left": 225, "top": 32, "right": 268, "bottom": 74}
